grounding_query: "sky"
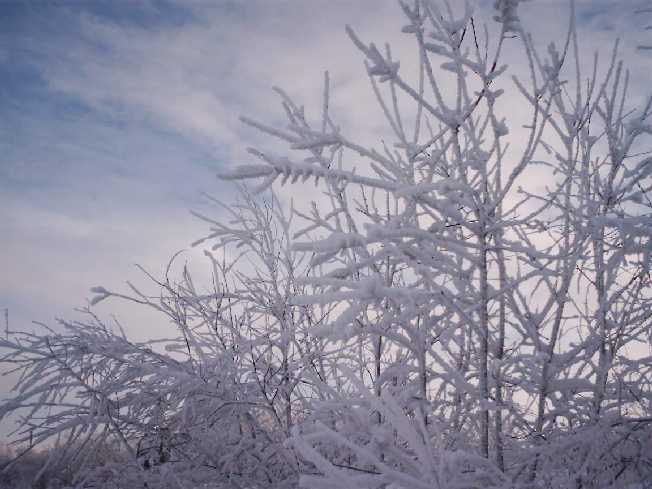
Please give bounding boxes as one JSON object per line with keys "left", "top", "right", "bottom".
{"left": 0, "top": 0, "right": 650, "bottom": 438}
{"left": 0, "top": 0, "right": 404, "bottom": 337}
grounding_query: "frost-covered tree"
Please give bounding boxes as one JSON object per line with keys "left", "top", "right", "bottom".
{"left": 2, "top": 1, "right": 652, "bottom": 488}
{"left": 222, "top": 1, "right": 652, "bottom": 487}
{"left": 1, "top": 190, "right": 334, "bottom": 488}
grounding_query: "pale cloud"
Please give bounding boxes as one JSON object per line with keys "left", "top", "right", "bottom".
{"left": 1, "top": 0, "right": 650, "bottom": 439}
{"left": 2, "top": 0, "right": 648, "bottom": 324}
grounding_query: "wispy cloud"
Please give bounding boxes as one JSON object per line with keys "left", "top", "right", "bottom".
{"left": 1, "top": 0, "right": 649, "bottom": 430}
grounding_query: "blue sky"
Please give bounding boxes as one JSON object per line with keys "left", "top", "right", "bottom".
{"left": 1, "top": 0, "right": 649, "bottom": 321}
{"left": 1, "top": 1, "right": 232, "bottom": 332}
{"left": 0, "top": 0, "right": 650, "bottom": 438}
{"left": 0, "top": 0, "right": 404, "bottom": 334}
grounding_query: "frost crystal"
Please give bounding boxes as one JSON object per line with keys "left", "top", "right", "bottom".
{"left": 493, "top": 0, "right": 528, "bottom": 33}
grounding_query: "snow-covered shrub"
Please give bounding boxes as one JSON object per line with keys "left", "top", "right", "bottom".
{"left": 2, "top": 1, "right": 652, "bottom": 488}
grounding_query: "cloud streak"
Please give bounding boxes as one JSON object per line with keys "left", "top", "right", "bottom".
{"left": 1, "top": 0, "right": 649, "bottom": 439}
